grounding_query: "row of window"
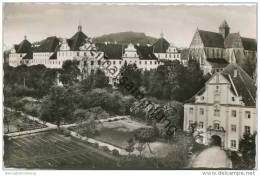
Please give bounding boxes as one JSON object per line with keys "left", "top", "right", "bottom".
{"left": 231, "top": 125, "right": 250, "bottom": 134}
{"left": 157, "top": 54, "right": 180, "bottom": 59}
{"left": 189, "top": 120, "right": 251, "bottom": 134}
{"left": 31, "top": 59, "right": 61, "bottom": 65}
{"left": 189, "top": 107, "right": 251, "bottom": 119}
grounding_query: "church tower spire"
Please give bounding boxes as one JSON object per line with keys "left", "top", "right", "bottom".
{"left": 78, "top": 24, "right": 82, "bottom": 32}
{"left": 219, "top": 20, "right": 230, "bottom": 38}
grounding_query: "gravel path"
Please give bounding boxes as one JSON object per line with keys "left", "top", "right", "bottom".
{"left": 192, "top": 146, "right": 232, "bottom": 168}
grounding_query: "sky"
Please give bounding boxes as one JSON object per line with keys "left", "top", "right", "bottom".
{"left": 3, "top": 3, "right": 257, "bottom": 49}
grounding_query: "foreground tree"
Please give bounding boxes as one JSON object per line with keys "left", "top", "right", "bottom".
{"left": 134, "top": 127, "right": 158, "bottom": 154}
{"left": 125, "top": 138, "right": 136, "bottom": 156}
{"left": 60, "top": 60, "right": 80, "bottom": 86}
{"left": 238, "top": 132, "right": 256, "bottom": 169}
{"left": 40, "top": 86, "right": 75, "bottom": 127}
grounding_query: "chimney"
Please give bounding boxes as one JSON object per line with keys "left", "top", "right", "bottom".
{"left": 24, "top": 35, "right": 27, "bottom": 40}
{"left": 234, "top": 69, "right": 238, "bottom": 78}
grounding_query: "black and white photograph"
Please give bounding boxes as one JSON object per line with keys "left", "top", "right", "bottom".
{"left": 1, "top": 1, "right": 258, "bottom": 174}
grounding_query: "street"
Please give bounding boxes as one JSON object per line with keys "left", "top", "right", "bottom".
{"left": 192, "top": 146, "right": 232, "bottom": 168}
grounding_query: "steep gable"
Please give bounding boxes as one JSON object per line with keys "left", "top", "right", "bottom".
{"left": 197, "top": 30, "right": 224, "bottom": 48}
{"left": 152, "top": 37, "right": 170, "bottom": 53}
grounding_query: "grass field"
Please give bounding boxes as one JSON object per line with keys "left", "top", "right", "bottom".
{"left": 4, "top": 110, "right": 47, "bottom": 134}
{"left": 4, "top": 131, "right": 119, "bottom": 169}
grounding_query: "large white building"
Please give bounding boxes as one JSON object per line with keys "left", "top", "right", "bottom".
{"left": 183, "top": 64, "right": 256, "bottom": 151}
{"left": 152, "top": 33, "right": 181, "bottom": 62}
{"left": 9, "top": 25, "right": 104, "bottom": 69}
{"left": 8, "top": 25, "right": 183, "bottom": 86}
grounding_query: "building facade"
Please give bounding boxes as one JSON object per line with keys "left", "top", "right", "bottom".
{"left": 188, "top": 20, "right": 257, "bottom": 75}
{"left": 183, "top": 64, "right": 256, "bottom": 151}
{"left": 152, "top": 33, "right": 181, "bottom": 62}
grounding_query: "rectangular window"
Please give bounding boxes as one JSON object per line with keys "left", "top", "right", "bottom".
{"left": 231, "top": 124, "right": 236, "bottom": 132}
{"left": 119, "top": 61, "right": 122, "bottom": 64}
{"left": 150, "top": 61, "right": 152, "bottom": 64}
{"left": 231, "top": 140, "right": 236, "bottom": 148}
{"left": 199, "top": 108, "right": 204, "bottom": 115}
{"left": 98, "top": 60, "right": 101, "bottom": 65}
{"left": 113, "top": 61, "right": 116, "bottom": 65}
{"left": 145, "top": 61, "right": 147, "bottom": 65}
{"left": 245, "top": 111, "right": 251, "bottom": 119}
{"left": 245, "top": 126, "right": 251, "bottom": 134}
{"left": 91, "top": 61, "right": 94, "bottom": 65}
{"left": 199, "top": 122, "right": 204, "bottom": 128}
{"left": 189, "top": 107, "right": 193, "bottom": 114}
{"left": 232, "top": 110, "right": 237, "bottom": 117}
{"left": 214, "top": 109, "right": 220, "bottom": 117}
{"left": 139, "top": 61, "right": 141, "bottom": 65}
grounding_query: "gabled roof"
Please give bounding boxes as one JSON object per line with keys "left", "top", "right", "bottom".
{"left": 186, "top": 64, "right": 256, "bottom": 106}
{"left": 152, "top": 37, "right": 170, "bottom": 53}
{"left": 198, "top": 30, "right": 224, "bottom": 48}
{"left": 68, "top": 31, "right": 88, "bottom": 51}
{"left": 224, "top": 33, "right": 243, "bottom": 48}
{"left": 206, "top": 58, "right": 229, "bottom": 68}
{"left": 96, "top": 43, "right": 126, "bottom": 60}
{"left": 22, "top": 52, "right": 33, "bottom": 60}
{"left": 224, "top": 33, "right": 256, "bottom": 51}
{"left": 34, "top": 36, "right": 60, "bottom": 52}
{"left": 221, "top": 64, "right": 256, "bottom": 106}
{"left": 135, "top": 45, "right": 157, "bottom": 60}
{"left": 241, "top": 37, "right": 257, "bottom": 51}
{"left": 15, "top": 39, "right": 32, "bottom": 53}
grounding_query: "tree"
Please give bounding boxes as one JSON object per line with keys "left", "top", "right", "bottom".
{"left": 136, "top": 142, "right": 146, "bottom": 156}
{"left": 60, "top": 60, "right": 80, "bottom": 85}
{"left": 125, "top": 138, "right": 136, "bottom": 156}
{"left": 238, "top": 132, "right": 256, "bottom": 169}
{"left": 118, "top": 63, "right": 142, "bottom": 94}
{"left": 92, "top": 69, "right": 109, "bottom": 88}
{"left": 183, "top": 60, "right": 205, "bottom": 101}
{"left": 134, "top": 127, "right": 158, "bottom": 154}
{"left": 40, "top": 86, "right": 75, "bottom": 127}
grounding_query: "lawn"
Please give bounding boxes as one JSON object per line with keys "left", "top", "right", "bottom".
{"left": 4, "top": 110, "right": 47, "bottom": 134}
{"left": 4, "top": 131, "right": 118, "bottom": 169}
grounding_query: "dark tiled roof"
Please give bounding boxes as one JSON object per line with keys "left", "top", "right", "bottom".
{"left": 96, "top": 43, "right": 126, "bottom": 59}
{"left": 206, "top": 58, "right": 229, "bottom": 68}
{"left": 34, "top": 36, "right": 60, "bottom": 52}
{"left": 224, "top": 33, "right": 257, "bottom": 51}
{"left": 49, "top": 52, "right": 57, "bottom": 60}
{"left": 224, "top": 33, "right": 243, "bottom": 48}
{"left": 135, "top": 45, "right": 157, "bottom": 60}
{"left": 241, "top": 37, "right": 257, "bottom": 51}
{"left": 186, "top": 64, "right": 256, "bottom": 106}
{"left": 198, "top": 30, "right": 224, "bottom": 48}
{"left": 152, "top": 37, "right": 170, "bottom": 53}
{"left": 15, "top": 39, "right": 32, "bottom": 53}
{"left": 68, "top": 31, "right": 88, "bottom": 51}
{"left": 22, "top": 52, "right": 33, "bottom": 60}
{"left": 221, "top": 64, "right": 256, "bottom": 106}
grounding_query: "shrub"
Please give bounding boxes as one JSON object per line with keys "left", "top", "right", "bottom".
{"left": 93, "top": 142, "right": 99, "bottom": 148}
{"left": 102, "top": 146, "right": 110, "bottom": 152}
{"left": 63, "top": 129, "right": 71, "bottom": 137}
{"left": 112, "top": 149, "right": 120, "bottom": 156}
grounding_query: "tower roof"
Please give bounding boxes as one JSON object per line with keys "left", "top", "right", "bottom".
{"left": 219, "top": 20, "right": 230, "bottom": 28}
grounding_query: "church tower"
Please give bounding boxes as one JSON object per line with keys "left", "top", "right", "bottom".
{"left": 219, "top": 20, "right": 230, "bottom": 39}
